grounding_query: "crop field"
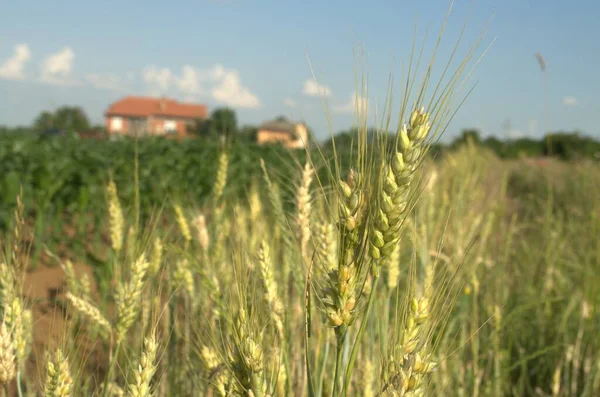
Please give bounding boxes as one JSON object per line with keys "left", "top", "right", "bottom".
{"left": 0, "top": 10, "right": 599, "bottom": 397}
{"left": 1, "top": 117, "right": 599, "bottom": 397}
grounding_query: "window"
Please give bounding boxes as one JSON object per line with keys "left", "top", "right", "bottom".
{"left": 164, "top": 120, "right": 177, "bottom": 134}
{"left": 111, "top": 117, "right": 123, "bottom": 132}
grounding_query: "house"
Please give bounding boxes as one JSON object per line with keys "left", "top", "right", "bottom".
{"left": 105, "top": 96, "right": 207, "bottom": 138}
{"left": 256, "top": 118, "right": 308, "bottom": 149}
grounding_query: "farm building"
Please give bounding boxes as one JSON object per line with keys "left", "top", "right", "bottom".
{"left": 105, "top": 96, "right": 207, "bottom": 139}
{"left": 256, "top": 117, "right": 308, "bottom": 149}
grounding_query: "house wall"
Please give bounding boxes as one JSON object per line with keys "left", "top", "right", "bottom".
{"left": 106, "top": 116, "right": 195, "bottom": 139}
{"left": 257, "top": 124, "right": 309, "bottom": 149}
{"left": 257, "top": 130, "right": 292, "bottom": 145}
{"left": 106, "top": 116, "right": 132, "bottom": 135}
{"left": 150, "top": 117, "right": 193, "bottom": 138}
{"left": 290, "top": 124, "right": 308, "bottom": 149}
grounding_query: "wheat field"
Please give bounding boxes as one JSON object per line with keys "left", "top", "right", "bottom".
{"left": 1, "top": 10, "right": 600, "bottom": 397}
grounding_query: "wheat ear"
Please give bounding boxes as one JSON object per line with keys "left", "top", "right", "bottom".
{"left": 43, "top": 349, "right": 73, "bottom": 397}
{"left": 65, "top": 292, "right": 112, "bottom": 337}
{"left": 126, "top": 334, "right": 158, "bottom": 397}
{"left": 106, "top": 178, "right": 124, "bottom": 253}
{"left": 0, "top": 322, "right": 16, "bottom": 385}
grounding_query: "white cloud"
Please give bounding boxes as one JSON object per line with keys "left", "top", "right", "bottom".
{"left": 177, "top": 65, "right": 202, "bottom": 95}
{"left": 0, "top": 43, "right": 31, "bottom": 80}
{"left": 562, "top": 96, "right": 578, "bottom": 106}
{"left": 302, "top": 79, "right": 332, "bottom": 97}
{"left": 210, "top": 64, "right": 226, "bottom": 80}
{"left": 333, "top": 92, "right": 369, "bottom": 113}
{"left": 40, "top": 47, "right": 75, "bottom": 85}
{"left": 142, "top": 63, "right": 259, "bottom": 108}
{"left": 85, "top": 73, "right": 126, "bottom": 91}
{"left": 283, "top": 97, "right": 296, "bottom": 108}
{"left": 211, "top": 67, "right": 260, "bottom": 108}
{"left": 143, "top": 65, "right": 173, "bottom": 93}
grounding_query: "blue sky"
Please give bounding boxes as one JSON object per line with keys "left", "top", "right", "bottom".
{"left": 0, "top": 0, "right": 598, "bottom": 141}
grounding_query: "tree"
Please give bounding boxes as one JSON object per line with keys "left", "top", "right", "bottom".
{"left": 209, "top": 107, "right": 237, "bottom": 138}
{"left": 451, "top": 128, "right": 482, "bottom": 149}
{"left": 53, "top": 106, "right": 90, "bottom": 132}
{"left": 32, "top": 106, "right": 90, "bottom": 133}
{"left": 187, "top": 118, "right": 212, "bottom": 137}
{"left": 33, "top": 111, "right": 55, "bottom": 131}
{"left": 238, "top": 125, "right": 258, "bottom": 142}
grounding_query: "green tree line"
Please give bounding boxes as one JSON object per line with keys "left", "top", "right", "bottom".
{"left": 1, "top": 106, "right": 599, "bottom": 161}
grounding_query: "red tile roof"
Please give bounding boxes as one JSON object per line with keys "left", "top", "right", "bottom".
{"left": 105, "top": 96, "right": 207, "bottom": 119}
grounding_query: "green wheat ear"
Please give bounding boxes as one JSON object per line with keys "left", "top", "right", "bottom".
{"left": 302, "top": 1, "right": 492, "bottom": 394}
